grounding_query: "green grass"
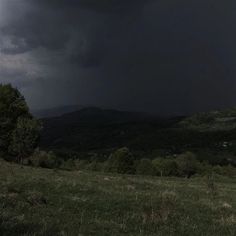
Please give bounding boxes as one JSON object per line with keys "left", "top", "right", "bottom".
{"left": 0, "top": 159, "right": 236, "bottom": 235}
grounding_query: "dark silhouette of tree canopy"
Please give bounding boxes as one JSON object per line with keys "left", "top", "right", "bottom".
{"left": 0, "top": 84, "right": 41, "bottom": 162}
{"left": 105, "top": 147, "right": 135, "bottom": 174}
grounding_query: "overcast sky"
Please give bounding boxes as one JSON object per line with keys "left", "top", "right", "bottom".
{"left": 0, "top": 0, "right": 236, "bottom": 115}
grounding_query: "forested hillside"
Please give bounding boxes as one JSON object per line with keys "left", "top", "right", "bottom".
{"left": 40, "top": 107, "right": 236, "bottom": 166}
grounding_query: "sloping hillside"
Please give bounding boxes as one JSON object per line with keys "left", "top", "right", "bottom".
{"left": 0, "top": 159, "right": 236, "bottom": 236}
{"left": 40, "top": 107, "right": 181, "bottom": 151}
{"left": 39, "top": 107, "right": 236, "bottom": 166}
{"left": 180, "top": 108, "right": 236, "bottom": 131}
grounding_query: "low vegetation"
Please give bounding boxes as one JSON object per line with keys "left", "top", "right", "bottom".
{"left": 28, "top": 148, "right": 236, "bottom": 179}
{"left": 0, "top": 158, "right": 236, "bottom": 236}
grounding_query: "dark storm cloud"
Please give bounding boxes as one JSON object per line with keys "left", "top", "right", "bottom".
{"left": 0, "top": 0, "right": 236, "bottom": 114}
{"left": 34, "top": 0, "right": 152, "bottom": 12}
{"left": 1, "top": 0, "right": 148, "bottom": 53}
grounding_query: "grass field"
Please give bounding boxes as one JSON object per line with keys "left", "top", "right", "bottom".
{"left": 0, "top": 159, "right": 236, "bottom": 236}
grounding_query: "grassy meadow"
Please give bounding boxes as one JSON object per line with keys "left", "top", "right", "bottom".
{"left": 0, "top": 158, "right": 236, "bottom": 236}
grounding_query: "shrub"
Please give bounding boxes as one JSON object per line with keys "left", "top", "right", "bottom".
{"left": 175, "top": 152, "right": 200, "bottom": 177}
{"left": 85, "top": 160, "right": 104, "bottom": 172}
{"left": 212, "top": 165, "right": 236, "bottom": 177}
{"left": 60, "top": 159, "right": 76, "bottom": 171}
{"left": 74, "top": 159, "right": 89, "bottom": 170}
{"left": 30, "top": 150, "right": 59, "bottom": 169}
{"left": 197, "top": 161, "right": 213, "bottom": 175}
{"left": 104, "top": 147, "right": 135, "bottom": 174}
{"left": 136, "top": 159, "right": 156, "bottom": 176}
{"left": 152, "top": 158, "right": 178, "bottom": 176}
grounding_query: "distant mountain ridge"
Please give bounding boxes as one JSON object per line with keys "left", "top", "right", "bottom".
{"left": 40, "top": 107, "right": 181, "bottom": 150}
{"left": 43, "top": 107, "right": 157, "bottom": 125}
{"left": 38, "top": 105, "right": 236, "bottom": 130}
{"left": 32, "top": 105, "right": 85, "bottom": 118}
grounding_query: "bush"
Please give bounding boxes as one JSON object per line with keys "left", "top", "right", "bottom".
{"left": 152, "top": 158, "right": 178, "bottom": 176}
{"left": 85, "top": 160, "right": 104, "bottom": 172}
{"left": 212, "top": 165, "right": 236, "bottom": 177}
{"left": 30, "top": 150, "right": 60, "bottom": 169}
{"left": 60, "top": 159, "right": 76, "bottom": 171}
{"left": 74, "top": 159, "right": 89, "bottom": 170}
{"left": 175, "top": 152, "right": 200, "bottom": 177}
{"left": 136, "top": 159, "right": 156, "bottom": 176}
{"left": 197, "top": 161, "right": 213, "bottom": 176}
{"left": 104, "top": 147, "right": 135, "bottom": 174}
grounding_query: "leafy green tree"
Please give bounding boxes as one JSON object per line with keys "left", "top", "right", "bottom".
{"left": 0, "top": 84, "right": 41, "bottom": 162}
{"left": 105, "top": 147, "right": 135, "bottom": 174}
{"left": 175, "top": 152, "right": 200, "bottom": 178}
{"left": 8, "top": 118, "right": 41, "bottom": 163}
{"left": 152, "top": 158, "right": 178, "bottom": 176}
{"left": 0, "top": 84, "right": 29, "bottom": 153}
